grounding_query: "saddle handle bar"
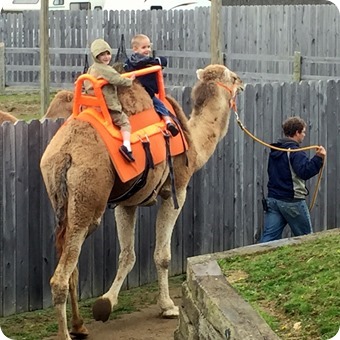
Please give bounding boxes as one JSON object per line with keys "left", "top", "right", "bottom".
{"left": 75, "top": 65, "right": 165, "bottom": 103}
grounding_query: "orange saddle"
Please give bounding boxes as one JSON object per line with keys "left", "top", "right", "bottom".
{"left": 69, "top": 66, "right": 188, "bottom": 183}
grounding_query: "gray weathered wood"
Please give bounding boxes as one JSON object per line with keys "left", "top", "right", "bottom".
{"left": 40, "top": 0, "right": 50, "bottom": 117}
{"left": 1, "top": 5, "right": 340, "bottom": 87}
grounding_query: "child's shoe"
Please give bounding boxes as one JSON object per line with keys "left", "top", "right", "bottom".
{"left": 119, "top": 145, "right": 135, "bottom": 162}
{"left": 166, "top": 122, "right": 179, "bottom": 137}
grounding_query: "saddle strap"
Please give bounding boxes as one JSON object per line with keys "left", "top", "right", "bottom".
{"left": 107, "top": 139, "right": 155, "bottom": 207}
{"left": 169, "top": 112, "right": 189, "bottom": 166}
{"left": 143, "top": 139, "right": 155, "bottom": 169}
{"left": 164, "top": 133, "right": 179, "bottom": 209}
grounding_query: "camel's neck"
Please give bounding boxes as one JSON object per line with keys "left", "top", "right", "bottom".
{"left": 188, "top": 95, "right": 231, "bottom": 171}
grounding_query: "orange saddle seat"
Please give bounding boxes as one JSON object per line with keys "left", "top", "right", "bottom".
{"left": 69, "top": 67, "right": 188, "bottom": 183}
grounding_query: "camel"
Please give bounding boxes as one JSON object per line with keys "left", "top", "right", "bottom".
{"left": 0, "top": 110, "right": 18, "bottom": 124}
{"left": 40, "top": 64, "right": 244, "bottom": 340}
{"left": 42, "top": 90, "right": 74, "bottom": 120}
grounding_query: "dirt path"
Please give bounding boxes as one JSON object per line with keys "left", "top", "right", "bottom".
{"left": 46, "top": 289, "right": 181, "bottom": 340}
{"left": 83, "top": 298, "right": 180, "bottom": 340}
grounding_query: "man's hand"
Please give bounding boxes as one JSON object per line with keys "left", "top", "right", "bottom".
{"left": 316, "top": 146, "right": 326, "bottom": 159}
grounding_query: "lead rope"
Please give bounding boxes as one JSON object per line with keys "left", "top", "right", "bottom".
{"left": 233, "top": 110, "right": 326, "bottom": 211}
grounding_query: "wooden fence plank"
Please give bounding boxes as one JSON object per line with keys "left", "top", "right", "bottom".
{"left": 2, "top": 122, "right": 16, "bottom": 316}
{"left": 27, "top": 120, "right": 43, "bottom": 311}
{"left": 325, "top": 80, "right": 338, "bottom": 229}
{"left": 14, "top": 121, "right": 29, "bottom": 313}
{"left": 223, "top": 104, "right": 236, "bottom": 251}
{"left": 253, "top": 82, "right": 267, "bottom": 242}
{"left": 0, "top": 124, "right": 4, "bottom": 316}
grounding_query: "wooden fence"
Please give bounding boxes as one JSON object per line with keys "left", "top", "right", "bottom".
{"left": 0, "top": 5, "right": 340, "bottom": 88}
{"left": 1, "top": 80, "right": 339, "bottom": 317}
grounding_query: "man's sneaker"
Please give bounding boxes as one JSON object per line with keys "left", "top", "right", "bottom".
{"left": 166, "top": 122, "right": 179, "bottom": 137}
{"left": 119, "top": 145, "right": 135, "bottom": 162}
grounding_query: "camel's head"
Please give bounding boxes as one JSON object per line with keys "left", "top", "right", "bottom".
{"left": 0, "top": 110, "right": 18, "bottom": 125}
{"left": 192, "top": 64, "right": 243, "bottom": 113}
{"left": 43, "top": 90, "right": 74, "bottom": 120}
{"left": 196, "top": 64, "right": 244, "bottom": 97}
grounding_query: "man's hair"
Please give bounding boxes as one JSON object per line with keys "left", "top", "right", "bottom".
{"left": 131, "top": 34, "right": 150, "bottom": 48}
{"left": 282, "top": 116, "right": 306, "bottom": 137}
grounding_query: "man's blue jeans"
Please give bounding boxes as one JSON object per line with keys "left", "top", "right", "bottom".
{"left": 260, "top": 197, "right": 312, "bottom": 243}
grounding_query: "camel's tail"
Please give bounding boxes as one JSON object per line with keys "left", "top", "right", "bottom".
{"left": 41, "top": 152, "right": 72, "bottom": 258}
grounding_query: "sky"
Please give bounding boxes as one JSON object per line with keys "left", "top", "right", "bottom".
{"left": 329, "top": 0, "right": 340, "bottom": 12}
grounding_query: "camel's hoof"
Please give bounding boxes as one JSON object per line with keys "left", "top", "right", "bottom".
{"left": 161, "top": 305, "right": 179, "bottom": 319}
{"left": 92, "top": 297, "right": 112, "bottom": 322}
{"left": 69, "top": 332, "right": 88, "bottom": 339}
{"left": 70, "top": 325, "right": 89, "bottom": 339}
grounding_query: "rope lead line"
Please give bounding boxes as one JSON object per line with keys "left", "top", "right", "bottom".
{"left": 233, "top": 111, "right": 326, "bottom": 211}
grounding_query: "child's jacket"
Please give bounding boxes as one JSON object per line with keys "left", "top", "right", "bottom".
{"left": 85, "top": 39, "right": 132, "bottom": 112}
{"left": 124, "top": 53, "right": 167, "bottom": 98}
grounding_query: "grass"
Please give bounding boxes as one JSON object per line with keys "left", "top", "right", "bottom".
{"left": 0, "top": 275, "right": 185, "bottom": 340}
{"left": 0, "top": 92, "right": 57, "bottom": 121}
{"left": 218, "top": 231, "right": 340, "bottom": 340}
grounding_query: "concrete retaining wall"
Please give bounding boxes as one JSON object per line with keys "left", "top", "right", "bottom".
{"left": 174, "top": 230, "right": 338, "bottom": 340}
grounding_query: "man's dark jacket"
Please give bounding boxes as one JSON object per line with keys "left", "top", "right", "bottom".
{"left": 267, "top": 138, "right": 323, "bottom": 200}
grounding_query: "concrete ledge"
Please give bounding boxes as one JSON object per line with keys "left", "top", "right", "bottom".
{"left": 175, "top": 229, "right": 339, "bottom": 340}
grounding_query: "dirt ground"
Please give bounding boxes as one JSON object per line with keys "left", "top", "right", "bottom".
{"left": 45, "top": 287, "right": 182, "bottom": 340}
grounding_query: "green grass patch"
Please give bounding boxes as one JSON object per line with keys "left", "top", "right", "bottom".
{"left": 0, "top": 275, "right": 185, "bottom": 340}
{"left": 0, "top": 92, "right": 57, "bottom": 121}
{"left": 218, "top": 231, "right": 340, "bottom": 340}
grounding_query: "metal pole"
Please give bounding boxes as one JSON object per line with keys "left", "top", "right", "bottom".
{"left": 40, "top": 0, "right": 50, "bottom": 117}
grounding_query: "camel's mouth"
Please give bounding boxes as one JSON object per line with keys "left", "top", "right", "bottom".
{"left": 231, "top": 80, "right": 244, "bottom": 97}
{"left": 236, "top": 83, "right": 245, "bottom": 93}
{"left": 233, "top": 76, "right": 244, "bottom": 93}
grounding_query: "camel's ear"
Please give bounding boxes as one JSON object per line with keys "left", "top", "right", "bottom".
{"left": 196, "top": 69, "right": 204, "bottom": 80}
{"left": 224, "top": 68, "right": 231, "bottom": 80}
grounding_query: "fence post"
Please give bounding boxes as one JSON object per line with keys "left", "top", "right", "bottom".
{"left": 0, "top": 42, "right": 5, "bottom": 93}
{"left": 293, "top": 51, "right": 302, "bottom": 82}
{"left": 210, "top": 0, "right": 223, "bottom": 64}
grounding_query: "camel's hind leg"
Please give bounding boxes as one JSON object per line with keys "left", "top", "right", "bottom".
{"left": 51, "top": 226, "right": 88, "bottom": 340}
{"left": 69, "top": 267, "right": 89, "bottom": 337}
{"left": 155, "top": 189, "right": 187, "bottom": 318}
{"left": 92, "top": 205, "right": 138, "bottom": 322}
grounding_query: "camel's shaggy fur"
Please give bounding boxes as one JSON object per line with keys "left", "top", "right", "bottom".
{"left": 0, "top": 110, "right": 18, "bottom": 124}
{"left": 40, "top": 64, "right": 243, "bottom": 340}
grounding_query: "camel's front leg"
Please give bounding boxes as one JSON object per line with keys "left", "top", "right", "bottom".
{"left": 155, "top": 188, "right": 187, "bottom": 318}
{"left": 92, "top": 205, "right": 137, "bottom": 322}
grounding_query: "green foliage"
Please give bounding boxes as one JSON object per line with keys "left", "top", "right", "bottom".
{"left": 218, "top": 232, "right": 340, "bottom": 340}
